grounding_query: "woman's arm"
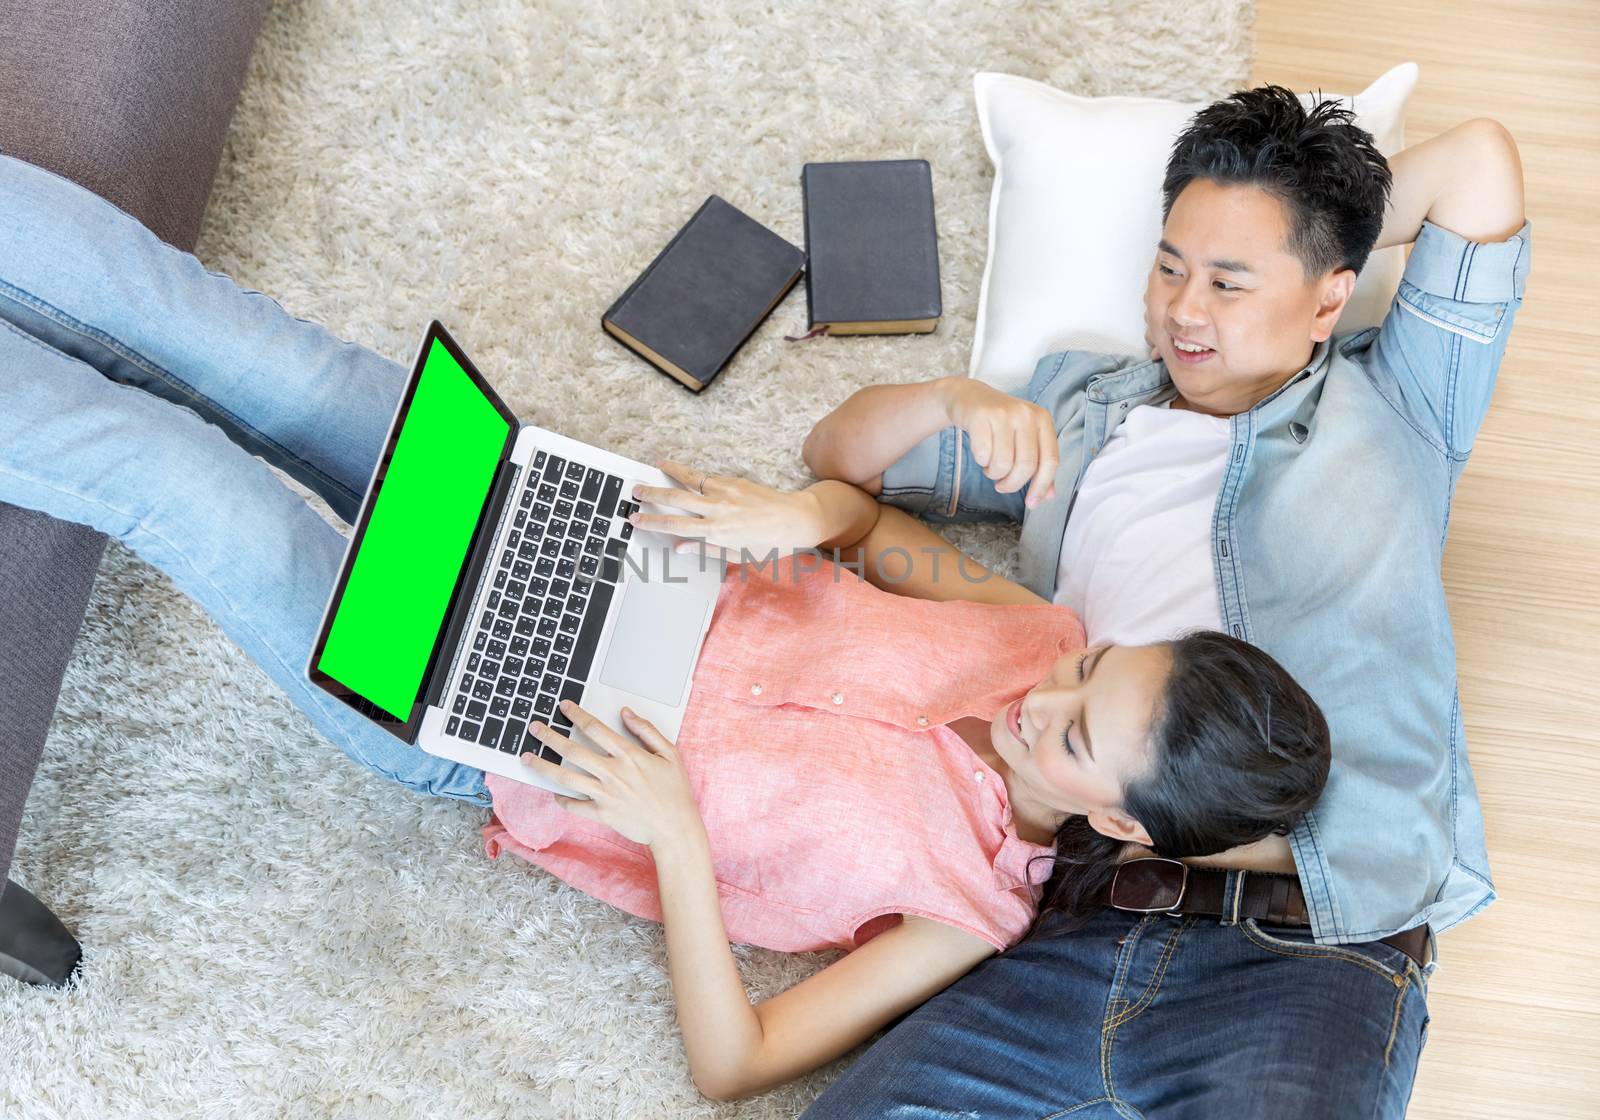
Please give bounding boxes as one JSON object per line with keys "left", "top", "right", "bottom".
{"left": 522, "top": 703, "right": 998, "bottom": 1102}
{"left": 809, "top": 479, "right": 1046, "bottom": 606}
{"left": 651, "top": 827, "right": 998, "bottom": 1101}
{"left": 636, "top": 464, "right": 1046, "bottom": 608}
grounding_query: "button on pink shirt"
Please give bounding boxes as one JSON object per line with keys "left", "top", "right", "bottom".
{"left": 483, "top": 557, "right": 1087, "bottom": 953}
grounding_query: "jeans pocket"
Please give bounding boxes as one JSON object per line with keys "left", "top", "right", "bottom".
{"left": 1240, "top": 920, "right": 1413, "bottom": 984}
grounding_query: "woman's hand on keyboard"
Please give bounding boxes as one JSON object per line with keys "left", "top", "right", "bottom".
{"left": 629, "top": 460, "right": 828, "bottom": 560}
{"left": 521, "top": 701, "right": 702, "bottom": 849}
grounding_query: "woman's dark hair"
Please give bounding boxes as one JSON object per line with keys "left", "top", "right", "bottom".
{"left": 1162, "top": 84, "right": 1393, "bottom": 281}
{"left": 1030, "top": 630, "right": 1331, "bottom": 934}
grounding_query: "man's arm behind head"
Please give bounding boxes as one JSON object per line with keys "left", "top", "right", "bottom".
{"left": 1375, "top": 118, "right": 1527, "bottom": 251}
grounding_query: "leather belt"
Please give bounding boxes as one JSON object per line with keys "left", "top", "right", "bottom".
{"left": 1098, "top": 858, "right": 1430, "bottom": 970}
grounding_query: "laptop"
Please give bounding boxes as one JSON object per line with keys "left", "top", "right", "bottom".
{"left": 307, "top": 321, "right": 723, "bottom": 795}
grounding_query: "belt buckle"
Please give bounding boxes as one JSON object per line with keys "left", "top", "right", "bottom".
{"left": 1109, "top": 857, "right": 1189, "bottom": 913}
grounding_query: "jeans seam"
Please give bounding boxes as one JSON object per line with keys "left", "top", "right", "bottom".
{"left": 0, "top": 279, "right": 363, "bottom": 513}
{"left": 1099, "top": 917, "right": 1191, "bottom": 1116}
{"left": 1381, "top": 974, "right": 1411, "bottom": 1068}
{"left": 1105, "top": 917, "right": 1191, "bottom": 1031}
{"left": 1098, "top": 921, "right": 1140, "bottom": 1104}
{"left": 1037, "top": 1096, "right": 1134, "bottom": 1120}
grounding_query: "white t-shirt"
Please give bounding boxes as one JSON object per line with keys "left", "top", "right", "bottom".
{"left": 1054, "top": 402, "right": 1231, "bottom": 647}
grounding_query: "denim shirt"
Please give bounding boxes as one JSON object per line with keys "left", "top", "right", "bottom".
{"left": 881, "top": 218, "right": 1533, "bottom": 944}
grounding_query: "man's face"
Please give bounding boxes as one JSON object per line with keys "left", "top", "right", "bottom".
{"left": 1143, "top": 178, "right": 1355, "bottom": 416}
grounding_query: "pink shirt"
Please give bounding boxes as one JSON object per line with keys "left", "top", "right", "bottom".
{"left": 483, "top": 557, "right": 1087, "bottom": 953}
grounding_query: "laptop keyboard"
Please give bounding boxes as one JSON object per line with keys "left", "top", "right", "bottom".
{"left": 444, "top": 450, "right": 639, "bottom": 762}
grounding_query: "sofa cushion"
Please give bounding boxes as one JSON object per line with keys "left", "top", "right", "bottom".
{"left": 0, "top": 0, "right": 269, "bottom": 251}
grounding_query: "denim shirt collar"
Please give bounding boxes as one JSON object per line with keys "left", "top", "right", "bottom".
{"left": 1020, "top": 338, "right": 1334, "bottom": 599}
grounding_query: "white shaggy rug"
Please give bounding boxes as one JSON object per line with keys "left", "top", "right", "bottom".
{"left": 1, "top": 2, "right": 1252, "bottom": 1116}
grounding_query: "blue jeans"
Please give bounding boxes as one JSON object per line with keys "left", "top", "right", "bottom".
{"left": 0, "top": 152, "right": 488, "bottom": 805}
{"left": 804, "top": 905, "right": 1428, "bottom": 1119}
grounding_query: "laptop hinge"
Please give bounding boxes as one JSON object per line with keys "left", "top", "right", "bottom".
{"left": 422, "top": 456, "right": 522, "bottom": 713}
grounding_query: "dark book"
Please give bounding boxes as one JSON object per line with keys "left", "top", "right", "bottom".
{"left": 602, "top": 196, "right": 805, "bottom": 392}
{"left": 801, "top": 159, "right": 941, "bottom": 335}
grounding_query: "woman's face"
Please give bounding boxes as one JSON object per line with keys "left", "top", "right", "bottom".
{"left": 989, "top": 644, "right": 1172, "bottom": 842}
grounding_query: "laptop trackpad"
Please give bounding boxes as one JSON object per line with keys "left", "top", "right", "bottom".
{"left": 597, "top": 578, "right": 710, "bottom": 706}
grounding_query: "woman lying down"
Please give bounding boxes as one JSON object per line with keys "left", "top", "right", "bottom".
{"left": 485, "top": 462, "right": 1330, "bottom": 1101}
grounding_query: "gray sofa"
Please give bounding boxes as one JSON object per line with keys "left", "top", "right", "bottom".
{"left": 0, "top": 0, "right": 270, "bottom": 986}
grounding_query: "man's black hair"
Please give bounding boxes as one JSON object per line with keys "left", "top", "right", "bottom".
{"left": 1162, "top": 84, "right": 1394, "bottom": 281}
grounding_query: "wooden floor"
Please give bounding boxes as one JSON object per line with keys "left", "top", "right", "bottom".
{"left": 1251, "top": 2, "right": 1600, "bottom": 1116}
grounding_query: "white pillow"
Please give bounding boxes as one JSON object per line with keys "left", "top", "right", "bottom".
{"left": 969, "top": 63, "right": 1419, "bottom": 389}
